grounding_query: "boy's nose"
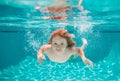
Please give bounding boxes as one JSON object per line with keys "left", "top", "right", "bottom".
{"left": 57, "top": 45, "right": 61, "bottom": 47}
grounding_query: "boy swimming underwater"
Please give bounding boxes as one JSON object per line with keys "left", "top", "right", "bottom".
{"left": 37, "top": 29, "right": 93, "bottom": 67}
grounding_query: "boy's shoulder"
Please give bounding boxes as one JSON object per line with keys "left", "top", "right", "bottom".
{"left": 66, "top": 47, "right": 78, "bottom": 53}
{"left": 44, "top": 45, "right": 53, "bottom": 54}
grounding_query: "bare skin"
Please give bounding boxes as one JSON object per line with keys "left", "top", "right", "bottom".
{"left": 35, "top": 5, "right": 70, "bottom": 20}
{"left": 35, "top": 0, "right": 83, "bottom": 20}
{"left": 37, "top": 36, "right": 93, "bottom": 68}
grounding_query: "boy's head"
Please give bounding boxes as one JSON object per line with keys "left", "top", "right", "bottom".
{"left": 48, "top": 29, "right": 75, "bottom": 53}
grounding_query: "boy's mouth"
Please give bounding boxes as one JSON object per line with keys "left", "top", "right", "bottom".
{"left": 56, "top": 48, "right": 61, "bottom": 51}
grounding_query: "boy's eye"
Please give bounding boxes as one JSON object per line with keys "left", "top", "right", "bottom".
{"left": 54, "top": 43, "right": 57, "bottom": 45}
{"left": 61, "top": 43, "right": 64, "bottom": 45}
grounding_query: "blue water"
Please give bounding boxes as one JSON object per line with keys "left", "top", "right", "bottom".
{"left": 0, "top": 0, "right": 120, "bottom": 80}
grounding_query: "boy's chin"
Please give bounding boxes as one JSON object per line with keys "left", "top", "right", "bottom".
{"left": 54, "top": 50, "right": 64, "bottom": 54}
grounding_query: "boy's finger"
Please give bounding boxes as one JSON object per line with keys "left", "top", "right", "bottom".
{"left": 38, "top": 58, "right": 43, "bottom": 64}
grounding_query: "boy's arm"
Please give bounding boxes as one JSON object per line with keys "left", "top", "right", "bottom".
{"left": 37, "top": 44, "right": 51, "bottom": 64}
{"left": 77, "top": 48, "right": 93, "bottom": 67}
{"left": 37, "top": 46, "right": 45, "bottom": 58}
{"left": 37, "top": 44, "right": 51, "bottom": 56}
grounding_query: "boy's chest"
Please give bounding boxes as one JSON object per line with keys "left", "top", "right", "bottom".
{"left": 45, "top": 49, "right": 74, "bottom": 63}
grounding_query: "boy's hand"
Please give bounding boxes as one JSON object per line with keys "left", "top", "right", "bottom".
{"left": 37, "top": 44, "right": 51, "bottom": 64}
{"left": 37, "top": 53, "right": 46, "bottom": 64}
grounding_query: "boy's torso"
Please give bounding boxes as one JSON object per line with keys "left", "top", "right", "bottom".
{"left": 44, "top": 47, "right": 78, "bottom": 63}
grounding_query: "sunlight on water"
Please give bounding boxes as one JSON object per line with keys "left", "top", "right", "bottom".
{"left": 0, "top": 55, "right": 119, "bottom": 80}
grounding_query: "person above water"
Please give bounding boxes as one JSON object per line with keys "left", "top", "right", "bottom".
{"left": 35, "top": 0, "right": 83, "bottom": 20}
{"left": 37, "top": 29, "right": 93, "bottom": 67}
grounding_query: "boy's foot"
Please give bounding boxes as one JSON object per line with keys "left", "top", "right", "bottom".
{"left": 35, "top": 5, "right": 40, "bottom": 10}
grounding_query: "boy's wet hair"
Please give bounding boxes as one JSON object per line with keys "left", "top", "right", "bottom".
{"left": 48, "top": 29, "right": 76, "bottom": 48}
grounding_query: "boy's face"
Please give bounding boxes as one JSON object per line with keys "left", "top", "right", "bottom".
{"left": 52, "top": 36, "right": 67, "bottom": 54}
